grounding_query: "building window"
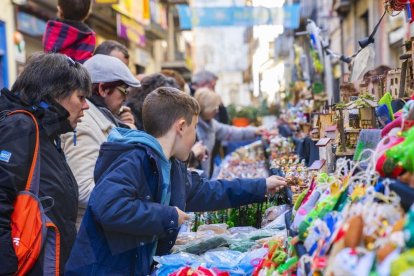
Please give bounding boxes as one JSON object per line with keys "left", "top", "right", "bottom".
{"left": 361, "top": 11, "right": 369, "bottom": 38}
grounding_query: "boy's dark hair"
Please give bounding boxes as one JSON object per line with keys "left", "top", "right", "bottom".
{"left": 94, "top": 40, "right": 129, "bottom": 60}
{"left": 11, "top": 52, "right": 91, "bottom": 105}
{"left": 143, "top": 87, "right": 200, "bottom": 138}
{"left": 58, "top": 0, "right": 92, "bottom": 21}
{"left": 127, "top": 73, "right": 179, "bottom": 129}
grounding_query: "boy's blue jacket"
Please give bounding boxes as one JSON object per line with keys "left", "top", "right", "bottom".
{"left": 65, "top": 129, "right": 267, "bottom": 275}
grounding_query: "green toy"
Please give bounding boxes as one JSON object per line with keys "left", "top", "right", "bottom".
{"left": 390, "top": 249, "right": 414, "bottom": 276}
{"left": 379, "top": 92, "right": 394, "bottom": 121}
{"left": 294, "top": 190, "right": 307, "bottom": 211}
{"left": 387, "top": 126, "right": 414, "bottom": 172}
{"left": 298, "top": 191, "right": 342, "bottom": 241}
{"left": 404, "top": 205, "right": 414, "bottom": 248}
{"left": 277, "top": 257, "right": 299, "bottom": 274}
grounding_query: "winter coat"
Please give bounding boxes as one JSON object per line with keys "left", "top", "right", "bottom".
{"left": 0, "top": 88, "right": 79, "bottom": 275}
{"left": 196, "top": 118, "right": 257, "bottom": 176}
{"left": 43, "top": 19, "right": 96, "bottom": 63}
{"left": 61, "top": 99, "right": 115, "bottom": 228}
{"left": 65, "top": 129, "right": 267, "bottom": 275}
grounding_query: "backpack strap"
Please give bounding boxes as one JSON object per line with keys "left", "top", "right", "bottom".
{"left": 8, "top": 110, "right": 40, "bottom": 194}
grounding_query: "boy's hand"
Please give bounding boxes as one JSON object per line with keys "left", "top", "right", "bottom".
{"left": 265, "top": 175, "right": 287, "bottom": 196}
{"left": 175, "top": 207, "right": 190, "bottom": 226}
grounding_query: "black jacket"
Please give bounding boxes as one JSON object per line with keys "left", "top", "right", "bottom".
{"left": 0, "top": 89, "right": 79, "bottom": 275}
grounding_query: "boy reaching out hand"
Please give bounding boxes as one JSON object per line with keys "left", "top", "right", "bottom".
{"left": 65, "top": 87, "right": 286, "bottom": 275}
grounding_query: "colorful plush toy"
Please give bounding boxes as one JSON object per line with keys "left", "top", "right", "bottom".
{"left": 375, "top": 136, "right": 405, "bottom": 177}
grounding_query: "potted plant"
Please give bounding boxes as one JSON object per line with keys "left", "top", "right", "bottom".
{"left": 232, "top": 107, "right": 252, "bottom": 127}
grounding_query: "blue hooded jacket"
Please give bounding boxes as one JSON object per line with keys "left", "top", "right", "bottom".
{"left": 65, "top": 128, "right": 267, "bottom": 275}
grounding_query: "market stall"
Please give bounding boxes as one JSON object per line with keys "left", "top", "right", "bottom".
{"left": 152, "top": 2, "right": 414, "bottom": 275}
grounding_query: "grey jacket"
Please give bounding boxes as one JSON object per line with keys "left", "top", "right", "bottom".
{"left": 196, "top": 118, "right": 257, "bottom": 176}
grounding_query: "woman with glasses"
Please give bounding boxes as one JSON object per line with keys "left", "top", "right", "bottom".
{"left": 0, "top": 53, "right": 91, "bottom": 275}
{"left": 60, "top": 54, "right": 140, "bottom": 228}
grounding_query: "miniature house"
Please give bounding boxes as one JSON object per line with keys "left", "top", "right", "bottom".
{"left": 340, "top": 82, "right": 358, "bottom": 102}
{"left": 308, "top": 159, "right": 327, "bottom": 173}
{"left": 386, "top": 68, "right": 401, "bottom": 100}
{"left": 346, "top": 98, "right": 378, "bottom": 129}
{"left": 318, "top": 113, "right": 334, "bottom": 139}
{"left": 345, "top": 129, "right": 360, "bottom": 149}
{"left": 362, "top": 65, "right": 391, "bottom": 100}
{"left": 348, "top": 111, "right": 360, "bottom": 129}
{"left": 325, "top": 125, "right": 338, "bottom": 140}
{"left": 316, "top": 138, "right": 333, "bottom": 172}
{"left": 370, "top": 75, "right": 387, "bottom": 100}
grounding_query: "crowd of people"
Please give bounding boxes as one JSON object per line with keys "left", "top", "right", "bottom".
{"left": 0, "top": 0, "right": 287, "bottom": 275}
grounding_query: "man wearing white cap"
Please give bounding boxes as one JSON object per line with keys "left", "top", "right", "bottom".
{"left": 61, "top": 54, "right": 140, "bottom": 228}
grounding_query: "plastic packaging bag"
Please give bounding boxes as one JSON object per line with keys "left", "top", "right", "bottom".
{"left": 228, "top": 226, "right": 257, "bottom": 235}
{"left": 197, "top": 223, "right": 229, "bottom": 235}
{"left": 203, "top": 250, "right": 242, "bottom": 270}
{"left": 175, "top": 232, "right": 197, "bottom": 245}
{"left": 246, "top": 229, "right": 276, "bottom": 241}
{"left": 170, "top": 266, "right": 230, "bottom": 276}
{"left": 351, "top": 43, "right": 375, "bottom": 82}
{"left": 238, "top": 248, "right": 268, "bottom": 275}
{"left": 154, "top": 253, "right": 202, "bottom": 276}
{"left": 261, "top": 204, "right": 288, "bottom": 227}
{"left": 263, "top": 209, "right": 288, "bottom": 230}
{"left": 228, "top": 238, "right": 257, "bottom": 252}
{"left": 173, "top": 235, "right": 228, "bottom": 255}
{"left": 175, "top": 230, "right": 215, "bottom": 246}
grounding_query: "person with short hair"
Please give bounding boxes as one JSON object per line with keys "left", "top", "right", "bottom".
{"left": 0, "top": 53, "right": 91, "bottom": 275}
{"left": 94, "top": 40, "right": 130, "bottom": 65}
{"left": 191, "top": 70, "right": 218, "bottom": 92}
{"left": 195, "top": 87, "right": 263, "bottom": 177}
{"left": 61, "top": 54, "right": 140, "bottom": 227}
{"left": 127, "top": 73, "right": 179, "bottom": 130}
{"left": 43, "top": 0, "right": 96, "bottom": 63}
{"left": 126, "top": 73, "right": 207, "bottom": 166}
{"left": 65, "top": 86, "right": 286, "bottom": 275}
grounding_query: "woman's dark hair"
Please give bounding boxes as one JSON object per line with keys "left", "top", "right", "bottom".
{"left": 127, "top": 73, "right": 179, "bottom": 129}
{"left": 11, "top": 52, "right": 92, "bottom": 105}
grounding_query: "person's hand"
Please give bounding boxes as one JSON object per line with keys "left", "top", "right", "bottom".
{"left": 119, "top": 106, "right": 135, "bottom": 126}
{"left": 265, "top": 175, "right": 287, "bottom": 196}
{"left": 255, "top": 126, "right": 277, "bottom": 137}
{"left": 191, "top": 141, "right": 208, "bottom": 161}
{"left": 175, "top": 207, "right": 190, "bottom": 226}
{"left": 255, "top": 126, "right": 266, "bottom": 136}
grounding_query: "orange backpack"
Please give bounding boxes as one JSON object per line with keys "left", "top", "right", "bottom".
{"left": 9, "top": 110, "right": 61, "bottom": 276}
